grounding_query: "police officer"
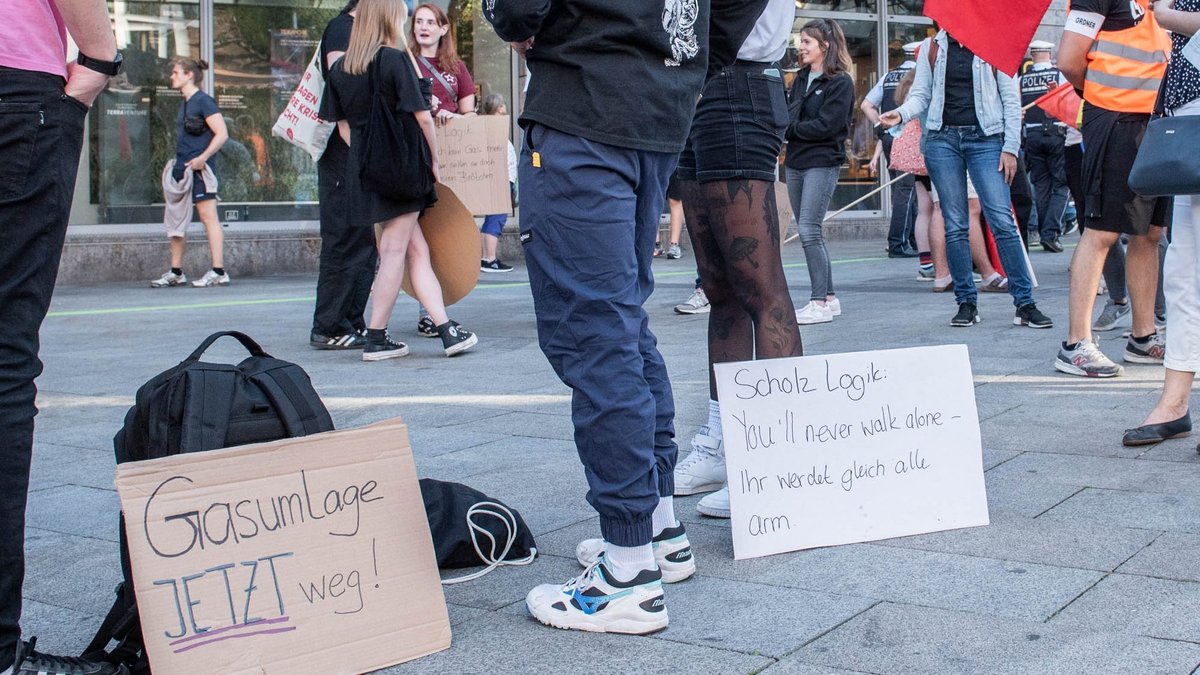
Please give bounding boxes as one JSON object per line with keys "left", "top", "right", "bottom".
{"left": 863, "top": 41, "right": 920, "bottom": 258}
{"left": 1020, "top": 40, "right": 1071, "bottom": 252}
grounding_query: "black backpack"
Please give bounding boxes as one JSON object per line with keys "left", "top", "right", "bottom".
{"left": 84, "top": 331, "right": 334, "bottom": 673}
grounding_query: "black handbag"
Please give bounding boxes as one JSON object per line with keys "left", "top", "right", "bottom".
{"left": 357, "top": 49, "right": 434, "bottom": 202}
{"left": 1128, "top": 79, "right": 1200, "bottom": 197}
{"left": 182, "top": 97, "right": 208, "bottom": 136}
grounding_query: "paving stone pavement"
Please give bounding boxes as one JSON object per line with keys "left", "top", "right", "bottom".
{"left": 25, "top": 236, "right": 1200, "bottom": 674}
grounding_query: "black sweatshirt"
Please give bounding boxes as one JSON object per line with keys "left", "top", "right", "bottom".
{"left": 485, "top": 0, "right": 767, "bottom": 154}
{"left": 784, "top": 68, "right": 854, "bottom": 171}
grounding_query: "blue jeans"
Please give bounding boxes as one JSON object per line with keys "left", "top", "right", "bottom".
{"left": 924, "top": 126, "right": 1034, "bottom": 308}
{"left": 519, "top": 123, "right": 677, "bottom": 547}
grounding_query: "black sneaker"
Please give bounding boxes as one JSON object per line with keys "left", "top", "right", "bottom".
{"left": 951, "top": 303, "right": 980, "bottom": 327}
{"left": 1014, "top": 303, "right": 1053, "bottom": 329}
{"left": 13, "top": 638, "right": 126, "bottom": 674}
{"left": 416, "top": 315, "right": 439, "bottom": 338}
{"left": 309, "top": 331, "right": 366, "bottom": 350}
{"left": 438, "top": 320, "right": 477, "bottom": 356}
{"left": 480, "top": 258, "right": 514, "bottom": 273}
{"left": 1040, "top": 238, "right": 1064, "bottom": 253}
{"left": 362, "top": 330, "right": 409, "bottom": 361}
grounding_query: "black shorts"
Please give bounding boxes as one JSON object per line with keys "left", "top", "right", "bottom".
{"left": 665, "top": 171, "right": 682, "bottom": 201}
{"left": 675, "top": 60, "right": 787, "bottom": 183}
{"left": 1081, "top": 110, "right": 1171, "bottom": 235}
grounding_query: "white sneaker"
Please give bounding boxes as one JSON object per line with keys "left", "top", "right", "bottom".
{"left": 673, "top": 428, "right": 725, "bottom": 496}
{"left": 674, "top": 287, "right": 710, "bottom": 314}
{"left": 576, "top": 523, "right": 696, "bottom": 584}
{"left": 795, "top": 301, "right": 834, "bottom": 325}
{"left": 191, "top": 269, "right": 231, "bottom": 287}
{"left": 826, "top": 296, "right": 842, "bottom": 316}
{"left": 525, "top": 556, "right": 668, "bottom": 634}
{"left": 696, "top": 486, "right": 730, "bottom": 518}
{"left": 150, "top": 271, "right": 187, "bottom": 288}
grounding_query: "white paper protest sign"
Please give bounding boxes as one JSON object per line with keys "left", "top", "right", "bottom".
{"left": 713, "top": 345, "right": 989, "bottom": 560}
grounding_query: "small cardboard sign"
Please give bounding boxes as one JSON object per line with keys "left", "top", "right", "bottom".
{"left": 435, "top": 115, "right": 511, "bottom": 216}
{"left": 713, "top": 346, "right": 989, "bottom": 560}
{"left": 115, "top": 419, "right": 451, "bottom": 674}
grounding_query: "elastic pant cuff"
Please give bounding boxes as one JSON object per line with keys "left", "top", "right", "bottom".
{"left": 658, "top": 469, "right": 675, "bottom": 499}
{"left": 600, "top": 514, "right": 654, "bottom": 548}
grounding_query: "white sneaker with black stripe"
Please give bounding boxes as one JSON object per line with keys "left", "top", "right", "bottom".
{"left": 525, "top": 556, "right": 668, "bottom": 634}
{"left": 575, "top": 523, "right": 696, "bottom": 583}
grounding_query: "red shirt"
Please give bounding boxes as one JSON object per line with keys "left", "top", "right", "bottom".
{"left": 415, "top": 56, "right": 474, "bottom": 113}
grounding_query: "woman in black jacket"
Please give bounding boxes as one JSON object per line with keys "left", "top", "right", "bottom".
{"left": 785, "top": 19, "right": 855, "bottom": 325}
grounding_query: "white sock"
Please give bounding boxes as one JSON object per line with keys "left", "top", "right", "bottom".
{"left": 652, "top": 496, "right": 676, "bottom": 535}
{"left": 1, "top": 665, "right": 13, "bottom": 675}
{"left": 707, "top": 399, "right": 722, "bottom": 438}
{"left": 983, "top": 272, "right": 1001, "bottom": 284}
{"left": 605, "top": 542, "right": 656, "bottom": 582}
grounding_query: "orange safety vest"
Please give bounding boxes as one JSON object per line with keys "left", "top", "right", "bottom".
{"left": 1083, "top": 0, "right": 1171, "bottom": 114}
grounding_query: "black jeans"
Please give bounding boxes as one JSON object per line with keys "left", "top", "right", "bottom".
{"left": 311, "top": 136, "right": 377, "bottom": 337}
{"left": 1026, "top": 128, "right": 1069, "bottom": 241}
{"left": 0, "top": 67, "right": 87, "bottom": 666}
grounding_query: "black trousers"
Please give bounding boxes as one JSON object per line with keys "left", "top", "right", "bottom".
{"left": 883, "top": 136, "right": 917, "bottom": 252}
{"left": 1026, "top": 128, "right": 1070, "bottom": 241}
{"left": 311, "top": 137, "right": 377, "bottom": 337}
{"left": 0, "top": 67, "right": 87, "bottom": 666}
{"left": 1010, "top": 151, "right": 1037, "bottom": 244}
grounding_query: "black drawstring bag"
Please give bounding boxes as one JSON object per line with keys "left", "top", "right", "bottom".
{"left": 419, "top": 478, "right": 537, "bottom": 569}
{"left": 357, "top": 49, "right": 434, "bottom": 202}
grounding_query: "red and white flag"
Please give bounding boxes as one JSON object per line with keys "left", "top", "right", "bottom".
{"left": 924, "top": 0, "right": 1054, "bottom": 77}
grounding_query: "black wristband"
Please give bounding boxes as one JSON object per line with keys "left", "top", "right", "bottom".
{"left": 77, "top": 51, "right": 123, "bottom": 76}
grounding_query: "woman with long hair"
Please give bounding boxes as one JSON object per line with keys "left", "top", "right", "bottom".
{"left": 785, "top": 18, "right": 855, "bottom": 325}
{"left": 323, "top": 0, "right": 476, "bottom": 361}
{"left": 408, "top": 3, "right": 475, "bottom": 126}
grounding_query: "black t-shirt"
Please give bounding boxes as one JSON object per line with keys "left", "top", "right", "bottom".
{"left": 1069, "top": 0, "right": 1143, "bottom": 32}
{"left": 323, "top": 47, "right": 431, "bottom": 136}
{"left": 320, "top": 13, "right": 353, "bottom": 78}
{"left": 943, "top": 40, "right": 978, "bottom": 127}
{"left": 175, "top": 90, "right": 219, "bottom": 164}
{"left": 709, "top": 0, "right": 770, "bottom": 76}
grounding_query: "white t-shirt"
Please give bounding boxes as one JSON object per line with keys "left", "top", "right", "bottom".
{"left": 737, "top": 0, "right": 794, "bottom": 62}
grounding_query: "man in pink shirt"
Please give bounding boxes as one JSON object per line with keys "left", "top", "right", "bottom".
{"left": 1, "top": 1, "right": 124, "bottom": 673}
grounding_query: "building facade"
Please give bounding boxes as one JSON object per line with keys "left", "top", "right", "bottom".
{"left": 71, "top": 0, "right": 1067, "bottom": 227}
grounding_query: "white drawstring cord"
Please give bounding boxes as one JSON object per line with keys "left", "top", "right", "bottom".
{"left": 440, "top": 501, "right": 537, "bottom": 585}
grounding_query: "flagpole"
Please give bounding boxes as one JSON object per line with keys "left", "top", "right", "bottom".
{"left": 781, "top": 99, "right": 1049, "bottom": 245}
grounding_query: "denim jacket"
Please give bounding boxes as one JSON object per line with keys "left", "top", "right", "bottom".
{"left": 894, "top": 32, "right": 1023, "bottom": 157}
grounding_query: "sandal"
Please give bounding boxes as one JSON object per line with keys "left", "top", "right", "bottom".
{"left": 979, "top": 276, "right": 1009, "bottom": 293}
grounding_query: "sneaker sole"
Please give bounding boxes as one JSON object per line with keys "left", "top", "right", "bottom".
{"left": 673, "top": 482, "right": 724, "bottom": 497}
{"left": 480, "top": 267, "right": 513, "bottom": 273}
{"left": 527, "top": 602, "right": 669, "bottom": 635}
{"left": 417, "top": 331, "right": 440, "bottom": 338}
{"left": 1054, "top": 358, "right": 1122, "bottom": 378}
{"left": 1013, "top": 318, "right": 1053, "bottom": 329}
{"left": 950, "top": 316, "right": 981, "bottom": 327}
{"left": 444, "top": 333, "right": 478, "bottom": 357}
{"left": 674, "top": 306, "right": 711, "bottom": 314}
{"left": 362, "top": 347, "right": 409, "bottom": 361}
{"left": 696, "top": 502, "right": 730, "bottom": 518}
{"left": 1124, "top": 351, "right": 1165, "bottom": 365}
{"left": 796, "top": 315, "right": 833, "bottom": 325}
{"left": 311, "top": 342, "right": 365, "bottom": 350}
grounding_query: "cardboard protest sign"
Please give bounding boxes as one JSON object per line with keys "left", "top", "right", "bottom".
{"left": 435, "top": 115, "right": 511, "bottom": 216}
{"left": 404, "top": 183, "right": 480, "bottom": 306}
{"left": 115, "top": 418, "right": 450, "bottom": 674}
{"left": 713, "top": 345, "right": 989, "bottom": 560}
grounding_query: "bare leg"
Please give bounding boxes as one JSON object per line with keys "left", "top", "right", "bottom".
{"left": 1067, "top": 228, "right": 1120, "bottom": 344}
{"left": 169, "top": 237, "right": 186, "bottom": 268}
{"left": 1126, "top": 229, "right": 1163, "bottom": 338}
{"left": 368, "top": 213, "right": 420, "bottom": 330}
{"left": 967, "top": 199, "right": 997, "bottom": 278}
{"left": 195, "top": 199, "right": 224, "bottom": 268}
{"left": 930, "top": 203, "right": 950, "bottom": 279}
{"left": 404, "top": 226, "right": 450, "bottom": 326}
{"left": 1141, "top": 368, "right": 1194, "bottom": 426}
{"left": 914, "top": 184, "right": 933, "bottom": 253}
{"left": 481, "top": 233, "right": 499, "bottom": 261}
{"left": 668, "top": 198, "right": 684, "bottom": 246}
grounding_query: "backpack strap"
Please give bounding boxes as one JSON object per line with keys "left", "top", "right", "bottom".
{"left": 185, "top": 331, "right": 268, "bottom": 362}
{"left": 247, "top": 362, "right": 334, "bottom": 438}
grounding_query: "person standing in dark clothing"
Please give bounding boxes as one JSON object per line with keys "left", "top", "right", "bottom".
{"left": 1, "top": 0, "right": 128, "bottom": 671}
{"left": 1020, "top": 40, "right": 1071, "bottom": 252}
{"left": 309, "top": 0, "right": 379, "bottom": 351}
{"left": 863, "top": 41, "right": 919, "bottom": 258}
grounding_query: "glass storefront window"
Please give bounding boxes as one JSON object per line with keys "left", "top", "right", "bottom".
{"left": 887, "top": 0, "right": 925, "bottom": 16}
{"left": 796, "top": 1, "right": 873, "bottom": 15}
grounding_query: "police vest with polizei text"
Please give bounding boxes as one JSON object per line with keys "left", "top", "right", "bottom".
{"left": 879, "top": 65, "right": 912, "bottom": 113}
{"left": 1020, "top": 67, "right": 1063, "bottom": 125}
{"left": 1084, "top": 0, "right": 1171, "bottom": 114}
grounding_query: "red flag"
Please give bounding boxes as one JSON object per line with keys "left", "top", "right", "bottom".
{"left": 924, "top": 0, "right": 1053, "bottom": 77}
{"left": 1033, "top": 83, "right": 1083, "bottom": 127}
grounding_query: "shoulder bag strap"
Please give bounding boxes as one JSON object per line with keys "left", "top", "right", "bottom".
{"left": 418, "top": 54, "right": 456, "bottom": 102}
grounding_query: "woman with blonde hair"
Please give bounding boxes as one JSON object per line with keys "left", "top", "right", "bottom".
{"left": 323, "top": 0, "right": 476, "bottom": 361}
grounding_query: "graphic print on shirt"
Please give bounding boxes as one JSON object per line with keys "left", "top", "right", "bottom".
{"left": 663, "top": 0, "right": 699, "bottom": 67}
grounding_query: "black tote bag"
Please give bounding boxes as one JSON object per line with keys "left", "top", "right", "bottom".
{"left": 357, "top": 49, "right": 434, "bottom": 202}
{"left": 1128, "top": 74, "right": 1200, "bottom": 198}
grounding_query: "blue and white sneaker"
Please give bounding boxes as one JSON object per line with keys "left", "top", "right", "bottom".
{"left": 526, "top": 556, "right": 668, "bottom": 634}
{"left": 575, "top": 524, "right": 696, "bottom": 583}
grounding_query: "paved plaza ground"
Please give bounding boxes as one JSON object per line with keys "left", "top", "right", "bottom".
{"left": 23, "top": 236, "right": 1200, "bottom": 674}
